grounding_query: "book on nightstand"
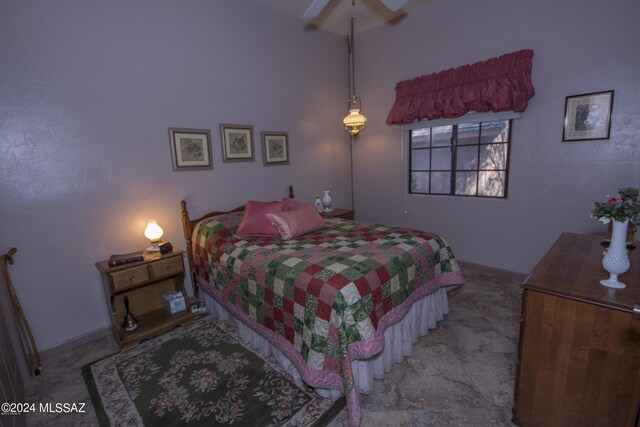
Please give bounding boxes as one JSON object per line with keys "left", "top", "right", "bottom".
{"left": 108, "top": 251, "right": 144, "bottom": 267}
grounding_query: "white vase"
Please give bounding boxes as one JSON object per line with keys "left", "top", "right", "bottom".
{"left": 600, "top": 219, "right": 630, "bottom": 289}
{"left": 322, "top": 190, "right": 332, "bottom": 212}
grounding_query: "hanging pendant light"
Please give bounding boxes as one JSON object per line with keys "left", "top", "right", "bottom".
{"left": 343, "top": 16, "right": 367, "bottom": 137}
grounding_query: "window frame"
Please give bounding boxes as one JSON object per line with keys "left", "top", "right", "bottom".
{"left": 405, "top": 112, "right": 519, "bottom": 199}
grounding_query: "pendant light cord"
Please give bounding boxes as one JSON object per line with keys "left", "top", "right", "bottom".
{"left": 348, "top": 2, "right": 357, "bottom": 211}
{"left": 349, "top": 17, "right": 355, "bottom": 100}
{"left": 347, "top": 18, "right": 354, "bottom": 101}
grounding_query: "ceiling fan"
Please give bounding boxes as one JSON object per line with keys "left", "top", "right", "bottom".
{"left": 303, "top": 0, "right": 408, "bottom": 18}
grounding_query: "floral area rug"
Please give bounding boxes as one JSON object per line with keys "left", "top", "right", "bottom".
{"left": 82, "top": 315, "right": 344, "bottom": 426}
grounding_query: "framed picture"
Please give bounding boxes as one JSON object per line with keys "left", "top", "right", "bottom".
{"left": 220, "top": 124, "right": 254, "bottom": 162}
{"left": 168, "top": 128, "right": 212, "bottom": 171}
{"left": 262, "top": 132, "right": 289, "bottom": 166}
{"left": 562, "top": 90, "right": 614, "bottom": 141}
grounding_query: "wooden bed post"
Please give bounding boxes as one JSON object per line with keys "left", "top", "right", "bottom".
{"left": 288, "top": 185, "right": 294, "bottom": 199}
{"left": 180, "top": 200, "right": 197, "bottom": 296}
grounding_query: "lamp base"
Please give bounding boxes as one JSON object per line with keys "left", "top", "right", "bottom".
{"left": 145, "top": 243, "right": 161, "bottom": 252}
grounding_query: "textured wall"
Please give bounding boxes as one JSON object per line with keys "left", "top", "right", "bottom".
{"left": 354, "top": 0, "right": 640, "bottom": 273}
{"left": 0, "top": 1, "right": 349, "bottom": 350}
{"left": 3, "top": 0, "right": 639, "bottom": 351}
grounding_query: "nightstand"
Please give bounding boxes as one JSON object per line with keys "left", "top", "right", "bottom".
{"left": 96, "top": 249, "right": 195, "bottom": 351}
{"left": 321, "top": 208, "right": 355, "bottom": 220}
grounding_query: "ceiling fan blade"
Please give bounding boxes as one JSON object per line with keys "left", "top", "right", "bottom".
{"left": 303, "top": 0, "right": 331, "bottom": 18}
{"left": 380, "top": 0, "right": 408, "bottom": 12}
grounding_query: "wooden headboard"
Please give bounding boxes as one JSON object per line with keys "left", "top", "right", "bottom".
{"left": 180, "top": 185, "right": 295, "bottom": 295}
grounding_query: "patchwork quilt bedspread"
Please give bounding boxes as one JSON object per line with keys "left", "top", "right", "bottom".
{"left": 193, "top": 212, "right": 463, "bottom": 425}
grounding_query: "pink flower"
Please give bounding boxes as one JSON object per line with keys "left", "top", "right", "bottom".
{"left": 602, "top": 198, "right": 619, "bottom": 206}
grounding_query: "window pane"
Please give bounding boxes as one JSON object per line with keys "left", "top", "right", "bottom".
{"left": 481, "top": 120, "right": 509, "bottom": 144}
{"left": 458, "top": 123, "right": 480, "bottom": 145}
{"left": 411, "top": 149, "right": 430, "bottom": 171}
{"left": 411, "top": 129, "right": 430, "bottom": 148}
{"left": 456, "top": 145, "right": 478, "bottom": 170}
{"left": 431, "top": 172, "right": 451, "bottom": 194}
{"left": 455, "top": 172, "right": 477, "bottom": 195}
{"left": 478, "top": 171, "right": 506, "bottom": 197}
{"left": 410, "top": 172, "right": 429, "bottom": 193}
{"left": 431, "top": 147, "right": 451, "bottom": 170}
{"left": 480, "top": 144, "right": 507, "bottom": 170}
{"left": 406, "top": 119, "right": 510, "bottom": 198}
{"left": 431, "top": 125, "right": 452, "bottom": 147}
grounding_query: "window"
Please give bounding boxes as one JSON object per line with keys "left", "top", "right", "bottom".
{"left": 408, "top": 116, "right": 513, "bottom": 198}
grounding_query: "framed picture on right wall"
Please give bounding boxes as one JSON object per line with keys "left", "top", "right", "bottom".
{"left": 562, "top": 90, "right": 614, "bottom": 141}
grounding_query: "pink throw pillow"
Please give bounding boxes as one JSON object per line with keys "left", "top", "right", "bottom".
{"left": 236, "top": 200, "right": 285, "bottom": 237}
{"left": 266, "top": 205, "right": 327, "bottom": 240}
{"left": 282, "top": 197, "right": 308, "bottom": 211}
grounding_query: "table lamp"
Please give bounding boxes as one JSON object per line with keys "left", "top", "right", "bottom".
{"left": 144, "top": 219, "right": 163, "bottom": 252}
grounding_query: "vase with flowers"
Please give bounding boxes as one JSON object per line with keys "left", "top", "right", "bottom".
{"left": 590, "top": 187, "right": 639, "bottom": 288}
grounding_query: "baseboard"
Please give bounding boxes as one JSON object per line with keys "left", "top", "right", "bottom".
{"left": 39, "top": 326, "right": 113, "bottom": 360}
{"left": 458, "top": 260, "right": 528, "bottom": 281}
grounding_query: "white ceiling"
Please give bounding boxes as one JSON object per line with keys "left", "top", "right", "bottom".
{"left": 255, "top": 0, "right": 433, "bottom": 37}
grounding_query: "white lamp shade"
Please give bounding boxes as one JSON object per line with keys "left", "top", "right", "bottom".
{"left": 144, "top": 220, "right": 163, "bottom": 243}
{"left": 343, "top": 108, "right": 367, "bottom": 136}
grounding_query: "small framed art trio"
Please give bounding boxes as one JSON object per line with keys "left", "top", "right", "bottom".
{"left": 169, "top": 125, "right": 289, "bottom": 171}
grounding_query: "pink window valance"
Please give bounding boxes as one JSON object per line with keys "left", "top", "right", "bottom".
{"left": 386, "top": 49, "right": 535, "bottom": 125}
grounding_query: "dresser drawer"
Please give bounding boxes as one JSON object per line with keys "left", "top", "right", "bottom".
{"left": 150, "top": 256, "right": 183, "bottom": 279}
{"left": 110, "top": 265, "right": 150, "bottom": 291}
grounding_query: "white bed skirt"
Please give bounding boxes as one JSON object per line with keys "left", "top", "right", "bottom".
{"left": 201, "top": 287, "right": 449, "bottom": 398}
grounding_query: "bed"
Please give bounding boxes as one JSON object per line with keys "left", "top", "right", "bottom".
{"left": 180, "top": 187, "right": 464, "bottom": 426}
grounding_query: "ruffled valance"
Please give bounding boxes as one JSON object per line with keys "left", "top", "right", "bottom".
{"left": 386, "top": 49, "right": 535, "bottom": 125}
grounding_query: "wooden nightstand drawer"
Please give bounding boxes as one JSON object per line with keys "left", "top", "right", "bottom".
{"left": 111, "top": 265, "right": 150, "bottom": 291}
{"left": 150, "top": 256, "right": 183, "bottom": 279}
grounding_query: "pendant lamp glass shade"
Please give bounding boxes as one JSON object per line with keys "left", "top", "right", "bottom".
{"left": 343, "top": 97, "right": 367, "bottom": 136}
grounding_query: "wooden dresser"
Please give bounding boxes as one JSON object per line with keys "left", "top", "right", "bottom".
{"left": 513, "top": 233, "right": 640, "bottom": 426}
